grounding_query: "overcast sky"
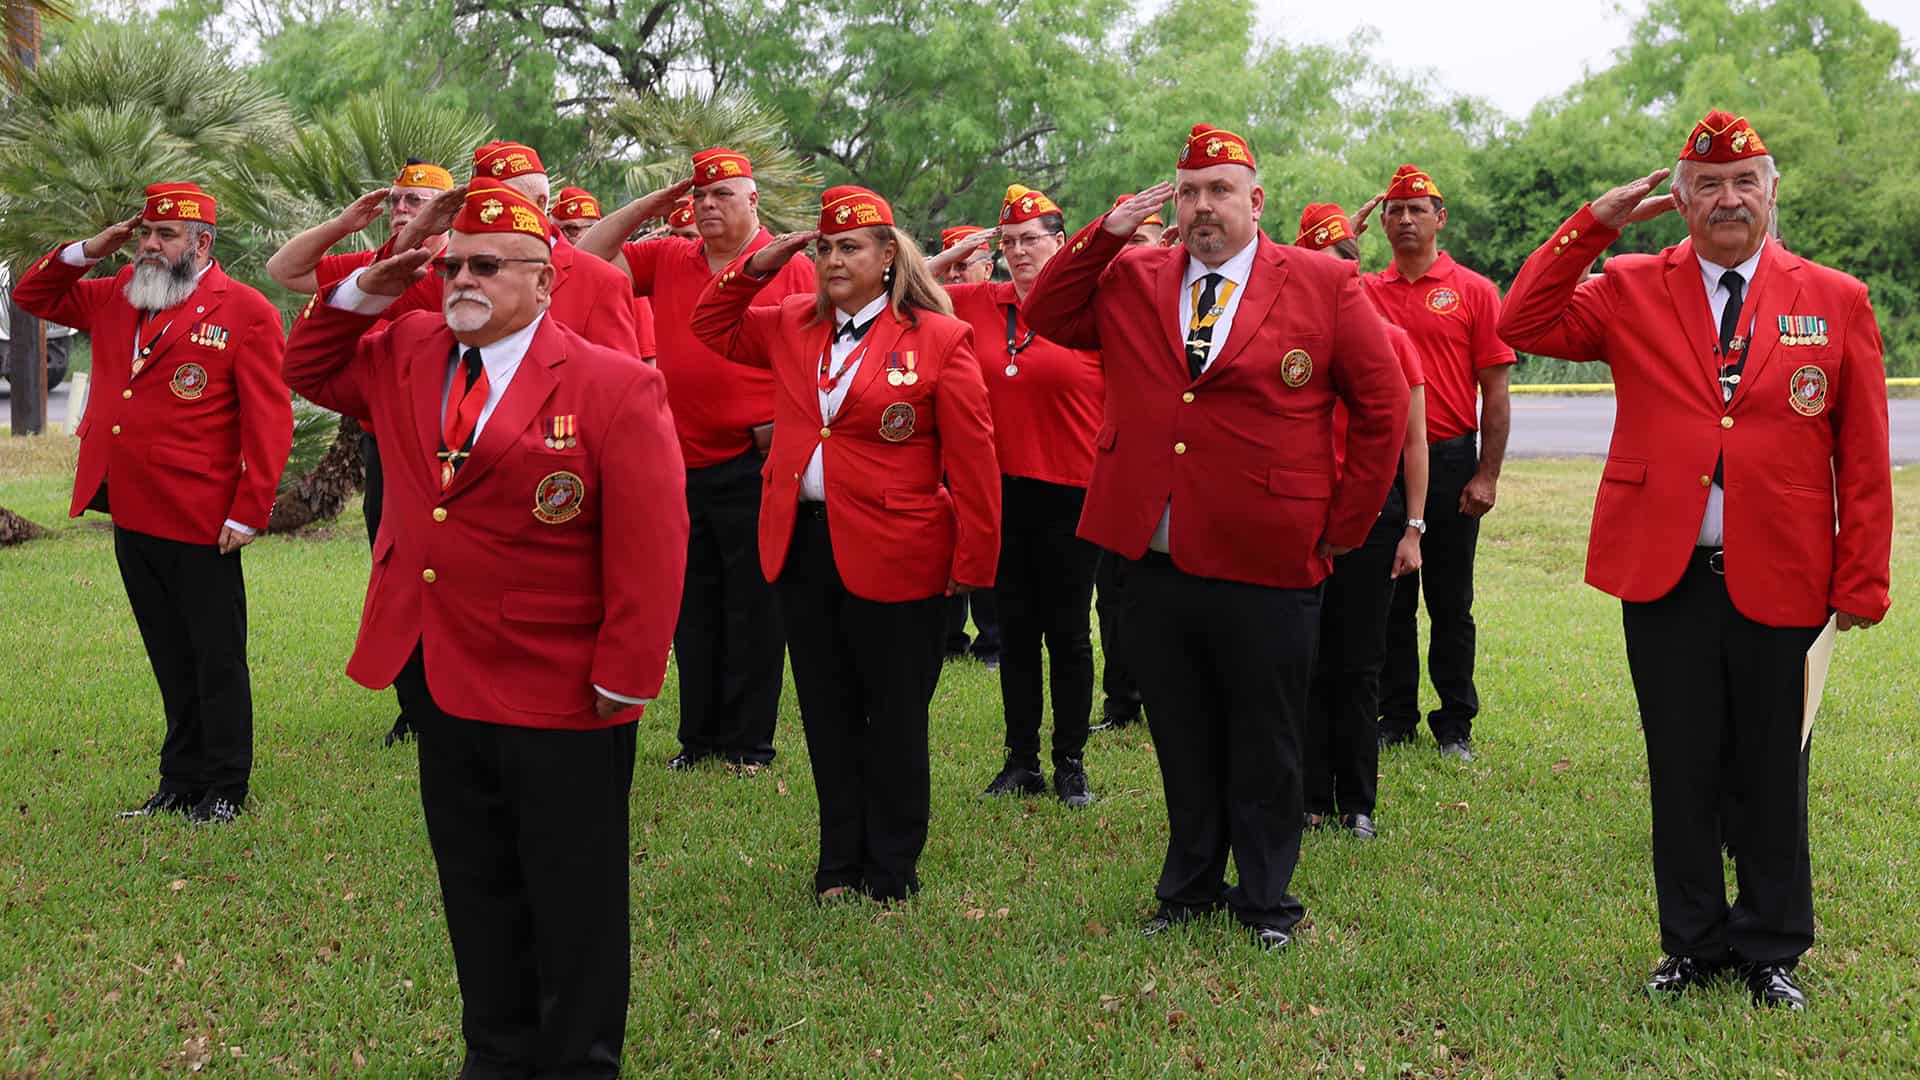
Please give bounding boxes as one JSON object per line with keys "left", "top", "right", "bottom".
{"left": 1256, "top": 0, "right": 1920, "bottom": 117}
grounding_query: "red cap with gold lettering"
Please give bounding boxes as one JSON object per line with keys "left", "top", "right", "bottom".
{"left": 818, "top": 186, "right": 893, "bottom": 234}
{"left": 144, "top": 183, "right": 216, "bottom": 225}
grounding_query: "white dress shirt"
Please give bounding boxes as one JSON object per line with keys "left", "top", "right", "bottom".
{"left": 1151, "top": 237, "right": 1259, "bottom": 553}
{"left": 328, "top": 274, "right": 646, "bottom": 706}
{"left": 1692, "top": 238, "right": 1765, "bottom": 547}
{"left": 63, "top": 241, "right": 250, "bottom": 536}
{"left": 800, "top": 293, "right": 889, "bottom": 503}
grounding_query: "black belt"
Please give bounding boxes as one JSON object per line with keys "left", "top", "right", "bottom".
{"left": 1692, "top": 546, "right": 1725, "bottom": 576}
{"left": 797, "top": 501, "right": 828, "bottom": 520}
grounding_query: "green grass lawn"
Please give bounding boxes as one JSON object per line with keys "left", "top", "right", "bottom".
{"left": 3, "top": 440, "right": 1917, "bottom": 1077}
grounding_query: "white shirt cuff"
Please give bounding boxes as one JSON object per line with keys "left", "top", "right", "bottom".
{"left": 592, "top": 684, "right": 651, "bottom": 706}
{"left": 222, "top": 519, "right": 256, "bottom": 537}
{"left": 60, "top": 242, "right": 100, "bottom": 267}
{"left": 329, "top": 267, "right": 402, "bottom": 315}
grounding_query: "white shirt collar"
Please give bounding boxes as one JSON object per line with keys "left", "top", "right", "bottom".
{"left": 1183, "top": 235, "right": 1259, "bottom": 289}
{"left": 1697, "top": 237, "right": 1765, "bottom": 292}
{"left": 464, "top": 312, "right": 546, "bottom": 380}
{"left": 836, "top": 293, "right": 890, "bottom": 328}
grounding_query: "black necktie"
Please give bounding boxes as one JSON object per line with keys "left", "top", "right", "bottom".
{"left": 1186, "top": 273, "right": 1223, "bottom": 381}
{"left": 460, "top": 346, "right": 484, "bottom": 393}
{"left": 835, "top": 316, "right": 873, "bottom": 344}
{"left": 1712, "top": 271, "right": 1745, "bottom": 488}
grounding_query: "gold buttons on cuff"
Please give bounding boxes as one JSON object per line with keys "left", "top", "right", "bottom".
{"left": 1181, "top": 391, "right": 1195, "bottom": 404}
{"left": 1568, "top": 229, "right": 1580, "bottom": 240}
{"left": 421, "top": 569, "right": 437, "bottom": 583}
{"left": 121, "top": 388, "right": 132, "bottom": 399}
{"left": 1720, "top": 416, "right": 1734, "bottom": 429}
{"left": 1174, "top": 442, "right": 1188, "bottom": 455}
{"left": 432, "top": 508, "right": 448, "bottom": 522}
{"left": 819, "top": 427, "right": 831, "bottom": 439}
{"left": 111, "top": 424, "right": 122, "bottom": 435}
{"left": 1699, "top": 475, "right": 1712, "bottom": 487}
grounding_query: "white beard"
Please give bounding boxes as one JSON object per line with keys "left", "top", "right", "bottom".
{"left": 121, "top": 253, "right": 200, "bottom": 312}
{"left": 444, "top": 289, "right": 494, "bottom": 333}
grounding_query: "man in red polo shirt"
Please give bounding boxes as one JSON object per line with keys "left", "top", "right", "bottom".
{"left": 577, "top": 148, "right": 817, "bottom": 769}
{"left": 1358, "top": 165, "right": 1514, "bottom": 762}
{"left": 552, "top": 186, "right": 657, "bottom": 363}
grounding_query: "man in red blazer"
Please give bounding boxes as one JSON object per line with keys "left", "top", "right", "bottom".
{"left": 284, "top": 179, "right": 688, "bottom": 1074}
{"left": 1499, "top": 110, "right": 1892, "bottom": 1011}
{"left": 1024, "top": 125, "right": 1409, "bottom": 950}
{"left": 14, "top": 182, "right": 293, "bottom": 825}
{"left": 578, "top": 148, "right": 819, "bottom": 771}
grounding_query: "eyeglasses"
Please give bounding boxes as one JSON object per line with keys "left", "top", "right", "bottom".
{"left": 431, "top": 256, "right": 550, "bottom": 279}
{"left": 998, "top": 232, "right": 1063, "bottom": 252}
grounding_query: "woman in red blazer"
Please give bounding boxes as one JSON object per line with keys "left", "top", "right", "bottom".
{"left": 691, "top": 185, "right": 1001, "bottom": 902}
{"left": 929, "top": 184, "right": 1106, "bottom": 808}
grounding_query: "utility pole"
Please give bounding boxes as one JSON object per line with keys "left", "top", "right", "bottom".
{"left": 7, "top": 7, "right": 46, "bottom": 436}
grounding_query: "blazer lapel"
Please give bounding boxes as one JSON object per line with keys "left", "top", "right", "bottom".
{"left": 1156, "top": 251, "right": 1187, "bottom": 380}
{"left": 1200, "top": 238, "right": 1287, "bottom": 382}
{"left": 413, "top": 329, "right": 457, "bottom": 487}
{"left": 548, "top": 235, "right": 576, "bottom": 299}
{"left": 136, "top": 264, "right": 230, "bottom": 379}
{"left": 449, "top": 319, "right": 562, "bottom": 495}
{"left": 836, "top": 307, "right": 904, "bottom": 421}
{"left": 1729, "top": 243, "right": 1801, "bottom": 410}
{"left": 1662, "top": 243, "right": 1723, "bottom": 408}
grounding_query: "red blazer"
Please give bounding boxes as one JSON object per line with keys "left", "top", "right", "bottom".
{"left": 14, "top": 245, "right": 293, "bottom": 544}
{"left": 1022, "top": 222, "right": 1408, "bottom": 588}
{"left": 1499, "top": 205, "right": 1892, "bottom": 626}
{"left": 691, "top": 260, "right": 1001, "bottom": 602}
{"left": 282, "top": 303, "right": 689, "bottom": 729}
{"left": 390, "top": 234, "right": 640, "bottom": 355}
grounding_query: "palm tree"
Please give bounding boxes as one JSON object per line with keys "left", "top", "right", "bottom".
{"left": 602, "top": 89, "right": 822, "bottom": 231}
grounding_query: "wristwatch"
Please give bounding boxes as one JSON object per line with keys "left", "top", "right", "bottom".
{"left": 1405, "top": 518, "right": 1428, "bottom": 535}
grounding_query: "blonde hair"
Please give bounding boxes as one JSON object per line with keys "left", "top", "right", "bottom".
{"left": 813, "top": 226, "right": 953, "bottom": 325}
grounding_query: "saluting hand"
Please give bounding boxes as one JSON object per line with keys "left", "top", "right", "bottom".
{"left": 1591, "top": 169, "right": 1673, "bottom": 231}
{"left": 1350, "top": 192, "right": 1387, "bottom": 238}
{"left": 1104, "top": 183, "right": 1176, "bottom": 238}
{"left": 82, "top": 215, "right": 142, "bottom": 260}
{"left": 335, "top": 189, "right": 390, "bottom": 232}
{"left": 925, "top": 226, "right": 997, "bottom": 277}
{"left": 357, "top": 246, "right": 435, "bottom": 297}
{"left": 628, "top": 177, "right": 697, "bottom": 221}
{"left": 395, "top": 183, "right": 468, "bottom": 252}
{"left": 746, "top": 230, "right": 819, "bottom": 276}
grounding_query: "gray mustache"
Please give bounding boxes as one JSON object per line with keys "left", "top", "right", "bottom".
{"left": 1708, "top": 207, "right": 1755, "bottom": 224}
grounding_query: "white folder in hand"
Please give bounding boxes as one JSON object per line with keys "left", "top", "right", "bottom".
{"left": 1802, "top": 616, "right": 1838, "bottom": 751}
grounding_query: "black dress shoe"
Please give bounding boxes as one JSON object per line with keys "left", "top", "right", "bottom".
{"left": 1646, "top": 953, "right": 1730, "bottom": 995}
{"left": 1249, "top": 924, "right": 1293, "bottom": 951}
{"left": 1053, "top": 759, "right": 1093, "bottom": 807}
{"left": 116, "top": 790, "right": 198, "bottom": 819}
{"left": 1092, "top": 704, "right": 1140, "bottom": 732}
{"left": 983, "top": 757, "right": 1046, "bottom": 797}
{"left": 666, "top": 750, "right": 708, "bottom": 771}
{"left": 1745, "top": 962, "right": 1807, "bottom": 1011}
{"left": 1341, "top": 813, "right": 1377, "bottom": 840}
{"left": 1140, "top": 901, "right": 1223, "bottom": 936}
{"left": 1437, "top": 740, "right": 1475, "bottom": 762}
{"left": 1378, "top": 729, "right": 1418, "bottom": 751}
{"left": 1303, "top": 812, "right": 1333, "bottom": 830}
{"left": 187, "top": 793, "right": 243, "bottom": 825}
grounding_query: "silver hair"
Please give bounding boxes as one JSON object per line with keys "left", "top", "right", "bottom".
{"left": 504, "top": 172, "right": 551, "bottom": 208}
{"left": 188, "top": 220, "right": 216, "bottom": 249}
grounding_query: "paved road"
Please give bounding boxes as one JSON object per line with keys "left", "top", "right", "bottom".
{"left": 1510, "top": 395, "right": 1920, "bottom": 464}
{"left": 0, "top": 380, "right": 70, "bottom": 429}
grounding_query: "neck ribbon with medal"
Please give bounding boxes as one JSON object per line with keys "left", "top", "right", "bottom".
{"left": 1717, "top": 309, "right": 1758, "bottom": 405}
{"left": 1002, "top": 304, "right": 1034, "bottom": 378}
{"left": 820, "top": 317, "right": 876, "bottom": 398}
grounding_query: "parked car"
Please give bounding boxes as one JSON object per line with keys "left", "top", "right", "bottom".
{"left": 0, "top": 263, "right": 76, "bottom": 389}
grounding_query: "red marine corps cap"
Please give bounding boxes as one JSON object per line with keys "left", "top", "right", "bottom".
{"left": 453, "top": 178, "right": 551, "bottom": 239}
{"left": 999, "top": 184, "right": 1061, "bottom": 225}
{"left": 818, "top": 186, "right": 893, "bottom": 234}
{"left": 473, "top": 141, "right": 545, "bottom": 181}
{"left": 941, "top": 225, "right": 987, "bottom": 250}
{"left": 1176, "top": 124, "right": 1255, "bottom": 171}
{"left": 1384, "top": 165, "right": 1442, "bottom": 202}
{"left": 551, "top": 187, "right": 601, "bottom": 222}
{"left": 1294, "top": 203, "right": 1354, "bottom": 249}
{"left": 1110, "top": 194, "right": 1164, "bottom": 227}
{"left": 144, "top": 183, "right": 216, "bottom": 225}
{"left": 667, "top": 197, "right": 695, "bottom": 228}
{"left": 691, "top": 147, "right": 753, "bottom": 186}
{"left": 1679, "top": 109, "right": 1768, "bottom": 163}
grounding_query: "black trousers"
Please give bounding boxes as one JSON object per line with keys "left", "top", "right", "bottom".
{"left": 1094, "top": 551, "right": 1143, "bottom": 721}
{"left": 945, "top": 589, "right": 1001, "bottom": 659}
{"left": 398, "top": 653, "right": 636, "bottom": 1078}
{"left": 675, "top": 449, "right": 785, "bottom": 763}
{"left": 1128, "top": 553, "right": 1320, "bottom": 929}
{"left": 776, "top": 508, "right": 947, "bottom": 900}
{"left": 1382, "top": 433, "right": 1480, "bottom": 744}
{"left": 360, "top": 428, "right": 384, "bottom": 548}
{"left": 112, "top": 525, "right": 253, "bottom": 801}
{"left": 1622, "top": 550, "right": 1820, "bottom": 966}
{"left": 1305, "top": 485, "right": 1406, "bottom": 817}
{"left": 996, "top": 476, "right": 1099, "bottom": 768}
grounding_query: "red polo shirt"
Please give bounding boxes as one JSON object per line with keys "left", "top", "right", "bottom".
{"left": 1334, "top": 319, "right": 1425, "bottom": 478}
{"left": 1361, "top": 251, "right": 1513, "bottom": 443}
{"left": 624, "top": 231, "right": 817, "bottom": 468}
{"left": 634, "top": 296, "right": 656, "bottom": 360}
{"left": 947, "top": 281, "right": 1103, "bottom": 488}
